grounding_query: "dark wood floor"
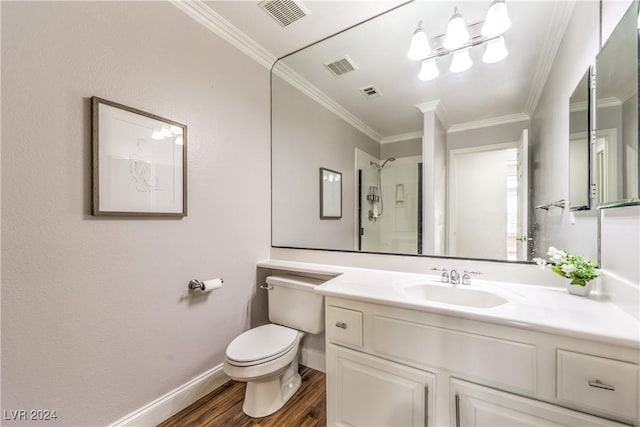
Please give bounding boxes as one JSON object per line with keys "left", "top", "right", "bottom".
{"left": 158, "top": 366, "right": 326, "bottom": 427}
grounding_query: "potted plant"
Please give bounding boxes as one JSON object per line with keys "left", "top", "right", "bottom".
{"left": 534, "top": 247, "right": 598, "bottom": 296}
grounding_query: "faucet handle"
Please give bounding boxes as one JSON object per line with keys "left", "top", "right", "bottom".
{"left": 461, "top": 274, "right": 471, "bottom": 285}
{"left": 441, "top": 271, "right": 450, "bottom": 283}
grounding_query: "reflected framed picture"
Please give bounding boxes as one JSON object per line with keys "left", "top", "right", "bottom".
{"left": 91, "top": 97, "right": 187, "bottom": 216}
{"left": 320, "top": 167, "right": 342, "bottom": 219}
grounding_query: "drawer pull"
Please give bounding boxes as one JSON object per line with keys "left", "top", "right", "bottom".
{"left": 335, "top": 321, "right": 347, "bottom": 329}
{"left": 588, "top": 379, "right": 615, "bottom": 391}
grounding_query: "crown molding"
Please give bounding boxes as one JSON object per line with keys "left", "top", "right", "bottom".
{"left": 447, "top": 113, "right": 530, "bottom": 134}
{"left": 524, "top": 0, "right": 576, "bottom": 115}
{"left": 169, "top": 0, "right": 277, "bottom": 69}
{"left": 597, "top": 96, "right": 622, "bottom": 108}
{"left": 380, "top": 131, "right": 424, "bottom": 144}
{"left": 569, "top": 101, "right": 587, "bottom": 113}
{"left": 415, "top": 100, "right": 449, "bottom": 130}
{"left": 273, "top": 62, "right": 382, "bottom": 142}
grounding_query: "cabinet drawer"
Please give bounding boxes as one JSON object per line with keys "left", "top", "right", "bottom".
{"left": 326, "top": 305, "right": 363, "bottom": 348}
{"left": 557, "top": 350, "right": 638, "bottom": 420}
{"left": 373, "top": 315, "right": 536, "bottom": 393}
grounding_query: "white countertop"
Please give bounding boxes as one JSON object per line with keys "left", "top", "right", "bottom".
{"left": 258, "top": 259, "right": 640, "bottom": 349}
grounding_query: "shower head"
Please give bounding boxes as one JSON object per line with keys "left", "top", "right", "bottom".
{"left": 380, "top": 157, "right": 396, "bottom": 168}
{"left": 370, "top": 157, "right": 396, "bottom": 170}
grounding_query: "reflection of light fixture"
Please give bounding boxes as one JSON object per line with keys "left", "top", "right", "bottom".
{"left": 408, "top": 21, "right": 431, "bottom": 60}
{"left": 419, "top": 58, "right": 439, "bottom": 81}
{"left": 152, "top": 128, "right": 164, "bottom": 140}
{"left": 450, "top": 49, "right": 472, "bottom": 73}
{"left": 482, "top": 0, "right": 512, "bottom": 37}
{"left": 637, "top": 11, "right": 639, "bottom": 29}
{"left": 169, "top": 125, "right": 183, "bottom": 135}
{"left": 408, "top": 1, "right": 511, "bottom": 80}
{"left": 175, "top": 135, "right": 184, "bottom": 146}
{"left": 482, "top": 36, "right": 508, "bottom": 63}
{"left": 443, "top": 8, "right": 470, "bottom": 49}
{"left": 160, "top": 126, "right": 173, "bottom": 138}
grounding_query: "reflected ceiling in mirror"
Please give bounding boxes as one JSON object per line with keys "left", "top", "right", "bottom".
{"left": 271, "top": 0, "right": 589, "bottom": 263}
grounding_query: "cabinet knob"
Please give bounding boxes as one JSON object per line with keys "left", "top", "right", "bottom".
{"left": 335, "top": 321, "right": 347, "bottom": 329}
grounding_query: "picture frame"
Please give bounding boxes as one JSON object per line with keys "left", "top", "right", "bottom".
{"left": 92, "top": 97, "right": 187, "bottom": 216}
{"left": 319, "top": 167, "right": 342, "bottom": 219}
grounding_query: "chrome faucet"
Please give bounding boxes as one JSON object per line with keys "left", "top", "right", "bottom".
{"left": 449, "top": 269, "right": 460, "bottom": 285}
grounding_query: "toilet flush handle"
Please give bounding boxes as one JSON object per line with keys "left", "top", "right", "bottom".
{"left": 260, "top": 284, "right": 274, "bottom": 291}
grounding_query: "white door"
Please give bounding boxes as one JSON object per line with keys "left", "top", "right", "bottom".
{"left": 452, "top": 379, "right": 628, "bottom": 427}
{"left": 327, "top": 344, "right": 435, "bottom": 427}
{"left": 516, "top": 129, "right": 529, "bottom": 260}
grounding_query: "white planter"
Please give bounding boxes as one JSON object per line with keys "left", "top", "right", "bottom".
{"left": 566, "top": 280, "right": 593, "bottom": 297}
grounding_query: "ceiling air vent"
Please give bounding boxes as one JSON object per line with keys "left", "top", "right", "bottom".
{"left": 258, "top": 0, "right": 310, "bottom": 27}
{"left": 324, "top": 55, "right": 359, "bottom": 77}
{"left": 360, "top": 85, "right": 382, "bottom": 99}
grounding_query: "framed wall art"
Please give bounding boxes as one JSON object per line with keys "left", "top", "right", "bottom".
{"left": 91, "top": 97, "right": 187, "bottom": 216}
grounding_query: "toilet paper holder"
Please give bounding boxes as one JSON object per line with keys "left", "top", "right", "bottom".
{"left": 188, "top": 278, "right": 224, "bottom": 291}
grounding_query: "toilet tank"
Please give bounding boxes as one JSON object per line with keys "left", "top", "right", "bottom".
{"left": 266, "top": 274, "right": 325, "bottom": 334}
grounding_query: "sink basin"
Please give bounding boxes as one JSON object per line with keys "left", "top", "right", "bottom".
{"left": 400, "top": 282, "right": 508, "bottom": 309}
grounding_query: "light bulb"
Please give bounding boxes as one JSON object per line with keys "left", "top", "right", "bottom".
{"left": 482, "top": 36, "right": 509, "bottom": 63}
{"left": 418, "top": 58, "right": 439, "bottom": 81}
{"left": 482, "top": 0, "right": 512, "bottom": 38}
{"left": 408, "top": 23, "right": 431, "bottom": 60}
{"left": 443, "top": 9, "right": 470, "bottom": 49}
{"left": 450, "top": 48, "right": 473, "bottom": 73}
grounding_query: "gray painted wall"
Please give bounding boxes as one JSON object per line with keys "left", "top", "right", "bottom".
{"left": 381, "top": 138, "right": 422, "bottom": 159}
{"left": 447, "top": 120, "right": 530, "bottom": 150}
{"left": 530, "top": 0, "right": 600, "bottom": 260}
{"left": 1, "top": 2, "right": 270, "bottom": 425}
{"left": 272, "top": 74, "right": 380, "bottom": 250}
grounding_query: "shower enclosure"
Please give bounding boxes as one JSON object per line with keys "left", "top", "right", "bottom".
{"left": 356, "top": 150, "right": 422, "bottom": 255}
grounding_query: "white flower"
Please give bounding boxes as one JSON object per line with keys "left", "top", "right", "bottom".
{"left": 547, "top": 247, "right": 567, "bottom": 264}
{"left": 561, "top": 264, "right": 575, "bottom": 277}
{"left": 533, "top": 257, "right": 548, "bottom": 269}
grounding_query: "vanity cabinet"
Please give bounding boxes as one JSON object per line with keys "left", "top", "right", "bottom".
{"left": 325, "top": 297, "right": 640, "bottom": 427}
{"left": 327, "top": 344, "right": 435, "bottom": 427}
{"left": 452, "top": 379, "right": 628, "bottom": 427}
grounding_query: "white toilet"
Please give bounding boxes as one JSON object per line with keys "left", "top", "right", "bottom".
{"left": 223, "top": 274, "right": 325, "bottom": 417}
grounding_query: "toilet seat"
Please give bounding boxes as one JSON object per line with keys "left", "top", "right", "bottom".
{"left": 226, "top": 324, "right": 299, "bottom": 366}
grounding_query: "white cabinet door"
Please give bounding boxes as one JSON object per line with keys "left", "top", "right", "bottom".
{"left": 327, "top": 344, "right": 436, "bottom": 427}
{"left": 452, "top": 379, "right": 629, "bottom": 427}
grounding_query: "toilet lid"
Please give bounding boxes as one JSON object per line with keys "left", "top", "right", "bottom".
{"left": 226, "top": 324, "right": 299, "bottom": 363}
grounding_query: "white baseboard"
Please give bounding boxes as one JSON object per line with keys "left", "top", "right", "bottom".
{"left": 110, "top": 364, "right": 229, "bottom": 427}
{"left": 299, "top": 347, "right": 326, "bottom": 373}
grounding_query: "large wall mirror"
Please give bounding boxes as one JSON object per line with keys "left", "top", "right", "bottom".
{"left": 569, "top": 69, "right": 592, "bottom": 211}
{"left": 595, "top": 1, "right": 639, "bottom": 207}
{"left": 272, "top": 0, "right": 602, "bottom": 263}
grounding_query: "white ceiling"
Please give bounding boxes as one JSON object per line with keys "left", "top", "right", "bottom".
{"left": 199, "top": 0, "right": 576, "bottom": 141}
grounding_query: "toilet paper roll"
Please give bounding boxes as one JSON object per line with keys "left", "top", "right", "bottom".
{"left": 201, "top": 278, "right": 223, "bottom": 292}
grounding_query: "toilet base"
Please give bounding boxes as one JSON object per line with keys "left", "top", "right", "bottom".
{"left": 242, "top": 360, "right": 302, "bottom": 418}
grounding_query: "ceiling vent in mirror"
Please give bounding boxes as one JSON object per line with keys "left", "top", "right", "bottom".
{"left": 324, "top": 55, "right": 359, "bottom": 77}
{"left": 258, "top": 0, "right": 310, "bottom": 27}
{"left": 360, "top": 86, "right": 382, "bottom": 99}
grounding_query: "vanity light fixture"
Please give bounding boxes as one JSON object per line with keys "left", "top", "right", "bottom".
{"left": 419, "top": 58, "right": 440, "bottom": 81}
{"left": 481, "top": 0, "right": 512, "bottom": 38}
{"left": 443, "top": 8, "right": 471, "bottom": 49}
{"left": 408, "top": 21, "right": 431, "bottom": 60}
{"left": 408, "top": 0, "right": 512, "bottom": 80}
{"left": 450, "top": 48, "right": 473, "bottom": 72}
{"left": 482, "top": 36, "right": 508, "bottom": 63}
